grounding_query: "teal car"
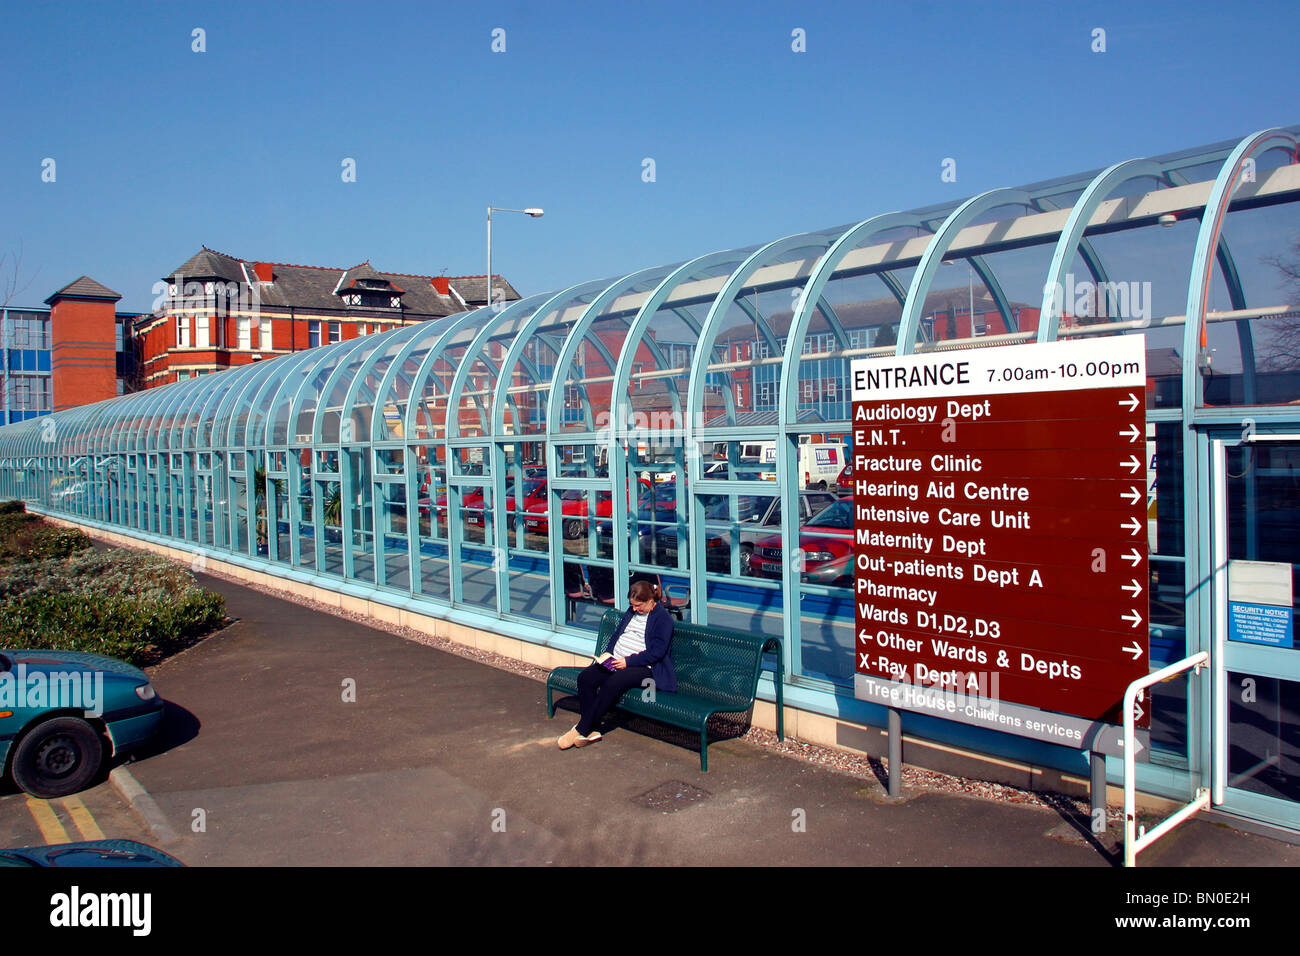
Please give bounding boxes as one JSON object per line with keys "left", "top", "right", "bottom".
{"left": 0, "top": 649, "right": 164, "bottom": 798}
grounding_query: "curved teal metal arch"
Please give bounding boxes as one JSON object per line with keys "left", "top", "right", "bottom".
{"left": 431, "top": 301, "right": 545, "bottom": 443}
{"left": 280, "top": 335, "right": 374, "bottom": 449}
{"left": 896, "top": 188, "right": 1033, "bottom": 356}
{"left": 225, "top": 354, "right": 301, "bottom": 448}
{"left": 248, "top": 347, "right": 332, "bottom": 448}
{"left": 1181, "top": 127, "right": 1299, "bottom": 412}
{"left": 778, "top": 212, "right": 925, "bottom": 426}
{"left": 1037, "top": 159, "right": 1169, "bottom": 342}
{"left": 543, "top": 265, "right": 676, "bottom": 439}
{"left": 334, "top": 323, "right": 433, "bottom": 447}
{"left": 367, "top": 307, "right": 490, "bottom": 443}
{"left": 310, "top": 328, "right": 409, "bottom": 444}
{"left": 483, "top": 281, "right": 613, "bottom": 440}
{"left": 273, "top": 339, "right": 366, "bottom": 444}
{"left": 686, "top": 232, "right": 841, "bottom": 442}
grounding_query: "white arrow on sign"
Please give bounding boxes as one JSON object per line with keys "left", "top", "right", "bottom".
{"left": 1123, "top": 548, "right": 1142, "bottom": 567}
{"left": 1122, "top": 609, "right": 1144, "bottom": 628}
{"left": 1132, "top": 699, "right": 1145, "bottom": 721}
{"left": 1122, "top": 454, "right": 1142, "bottom": 474}
{"left": 1118, "top": 736, "right": 1145, "bottom": 755}
{"left": 1122, "top": 516, "right": 1143, "bottom": 535}
{"left": 1121, "top": 486, "right": 1142, "bottom": 505}
{"left": 1119, "top": 423, "right": 1142, "bottom": 443}
{"left": 1123, "top": 640, "right": 1144, "bottom": 660}
{"left": 1118, "top": 393, "right": 1140, "bottom": 412}
{"left": 1122, "top": 578, "right": 1143, "bottom": 598}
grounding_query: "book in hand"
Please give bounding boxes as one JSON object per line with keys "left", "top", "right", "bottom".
{"left": 594, "top": 653, "right": 619, "bottom": 671}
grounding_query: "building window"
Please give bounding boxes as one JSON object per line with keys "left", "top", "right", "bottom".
{"left": 329, "top": 322, "right": 341, "bottom": 344}
{"left": 195, "top": 316, "right": 210, "bottom": 348}
{"left": 309, "top": 321, "right": 321, "bottom": 348}
{"left": 260, "top": 317, "right": 271, "bottom": 350}
{"left": 177, "top": 317, "right": 189, "bottom": 348}
{"left": 756, "top": 381, "right": 773, "bottom": 408}
{"left": 237, "top": 317, "right": 251, "bottom": 350}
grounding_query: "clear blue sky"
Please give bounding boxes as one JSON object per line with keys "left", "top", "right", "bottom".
{"left": 1, "top": 0, "right": 1296, "bottom": 313}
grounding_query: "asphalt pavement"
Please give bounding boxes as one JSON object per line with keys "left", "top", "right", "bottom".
{"left": 7, "top": 568, "right": 1300, "bottom": 868}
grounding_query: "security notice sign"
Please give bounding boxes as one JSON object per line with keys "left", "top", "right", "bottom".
{"left": 850, "top": 336, "right": 1150, "bottom": 755}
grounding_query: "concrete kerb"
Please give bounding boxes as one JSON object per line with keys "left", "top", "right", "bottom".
{"left": 109, "top": 765, "right": 182, "bottom": 847}
{"left": 38, "top": 513, "right": 1179, "bottom": 814}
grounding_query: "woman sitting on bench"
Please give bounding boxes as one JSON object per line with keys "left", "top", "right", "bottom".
{"left": 558, "top": 579, "right": 677, "bottom": 750}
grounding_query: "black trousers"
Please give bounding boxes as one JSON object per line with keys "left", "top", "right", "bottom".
{"left": 574, "top": 662, "right": 654, "bottom": 736}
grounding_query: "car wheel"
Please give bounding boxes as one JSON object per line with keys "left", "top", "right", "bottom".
{"left": 10, "top": 717, "right": 104, "bottom": 799}
{"left": 563, "top": 518, "right": 584, "bottom": 539}
{"left": 740, "top": 544, "right": 754, "bottom": 575}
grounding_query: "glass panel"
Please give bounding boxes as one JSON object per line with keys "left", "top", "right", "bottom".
{"left": 1204, "top": 195, "right": 1300, "bottom": 407}
{"left": 1227, "top": 672, "right": 1300, "bottom": 803}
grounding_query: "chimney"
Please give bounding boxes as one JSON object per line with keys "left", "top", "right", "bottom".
{"left": 431, "top": 276, "right": 451, "bottom": 295}
{"left": 253, "top": 262, "right": 274, "bottom": 282}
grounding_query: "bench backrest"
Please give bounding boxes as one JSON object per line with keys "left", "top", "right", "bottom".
{"left": 597, "top": 607, "right": 770, "bottom": 711}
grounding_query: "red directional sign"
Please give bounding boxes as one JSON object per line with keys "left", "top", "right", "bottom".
{"left": 851, "top": 337, "right": 1149, "bottom": 735}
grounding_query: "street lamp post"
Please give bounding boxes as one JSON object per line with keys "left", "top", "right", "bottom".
{"left": 487, "top": 206, "right": 544, "bottom": 310}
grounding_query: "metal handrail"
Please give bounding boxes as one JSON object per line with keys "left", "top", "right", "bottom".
{"left": 1123, "top": 651, "right": 1211, "bottom": 866}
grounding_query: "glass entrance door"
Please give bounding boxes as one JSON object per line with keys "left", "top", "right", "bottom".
{"left": 1211, "top": 436, "right": 1300, "bottom": 830}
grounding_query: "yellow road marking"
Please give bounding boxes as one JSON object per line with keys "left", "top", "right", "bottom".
{"left": 61, "top": 795, "right": 105, "bottom": 841}
{"left": 24, "top": 797, "right": 71, "bottom": 845}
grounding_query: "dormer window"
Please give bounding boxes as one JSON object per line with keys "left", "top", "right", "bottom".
{"left": 389, "top": 296, "right": 401, "bottom": 309}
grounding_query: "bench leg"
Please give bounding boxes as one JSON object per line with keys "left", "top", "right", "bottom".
{"left": 700, "top": 718, "right": 710, "bottom": 772}
{"left": 546, "top": 686, "right": 556, "bottom": 718}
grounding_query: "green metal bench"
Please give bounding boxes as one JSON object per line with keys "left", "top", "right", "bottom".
{"left": 546, "top": 607, "right": 784, "bottom": 770}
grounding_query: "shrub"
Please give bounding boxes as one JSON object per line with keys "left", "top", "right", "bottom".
{"left": 0, "top": 500, "right": 26, "bottom": 515}
{"left": 0, "top": 547, "right": 227, "bottom": 666}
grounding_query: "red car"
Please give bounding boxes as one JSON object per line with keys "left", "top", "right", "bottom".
{"left": 523, "top": 477, "right": 653, "bottom": 539}
{"left": 750, "top": 496, "right": 854, "bottom": 585}
{"left": 837, "top": 462, "right": 854, "bottom": 493}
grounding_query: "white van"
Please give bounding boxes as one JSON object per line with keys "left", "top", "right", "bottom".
{"left": 737, "top": 441, "right": 847, "bottom": 489}
{"left": 798, "top": 443, "right": 847, "bottom": 489}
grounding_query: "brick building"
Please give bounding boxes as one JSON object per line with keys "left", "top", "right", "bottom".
{"left": 1, "top": 278, "right": 140, "bottom": 423}
{"left": 135, "top": 247, "right": 520, "bottom": 388}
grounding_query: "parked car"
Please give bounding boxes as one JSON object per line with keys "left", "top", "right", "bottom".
{"left": 0, "top": 839, "right": 183, "bottom": 867}
{"left": 523, "top": 476, "right": 652, "bottom": 539}
{"left": 837, "top": 462, "right": 854, "bottom": 493}
{"left": 750, "top": 496, "right": 855, "bottom": 585}
{"left": 0, "top": 649, "right": 164, "bottom": 799}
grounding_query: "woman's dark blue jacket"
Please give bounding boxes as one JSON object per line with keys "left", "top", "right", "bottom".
{"left": 612, "top": 603, "right": 677, "bottom": 693}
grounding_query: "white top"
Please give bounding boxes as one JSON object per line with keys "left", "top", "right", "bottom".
{"left": 613, "top": 612, "right": 649, "bottom": 660}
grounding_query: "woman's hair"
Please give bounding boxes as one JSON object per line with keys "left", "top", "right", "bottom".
{"left": 628, "top": 579, "right": 661, "bottom": 603}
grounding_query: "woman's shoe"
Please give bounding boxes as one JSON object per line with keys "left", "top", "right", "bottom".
{"left": 574, "top": 730, "right": 603, "bottom": 747}
{"left": 557, "top": 726, "right": 582, "bottom": 750}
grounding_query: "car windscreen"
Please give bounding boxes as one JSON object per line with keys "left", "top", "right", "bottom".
{"left": 806, "top": 498, "right": 853, "bottom": 530}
